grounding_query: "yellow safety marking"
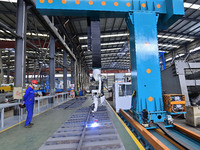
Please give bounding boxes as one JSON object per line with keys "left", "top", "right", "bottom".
{"left": 0, "top": 98, "right": 72, "bottom": 134}
{"left": 106, "top": 101, "right": 145, "bottom": 150}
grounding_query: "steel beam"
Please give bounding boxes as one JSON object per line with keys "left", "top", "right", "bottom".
{"left": 24, "top": 0, "right": 76, "bottom": 62}
{"left": 0, "top": 21, "right": 21, "bottom": 38}
{"left": 14, "top": 0, "right": 27, "bottom": 88}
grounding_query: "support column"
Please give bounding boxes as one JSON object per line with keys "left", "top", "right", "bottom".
{"left": 7, "top": 51, "right": 10, "bottom": 84}
{"left": 49, "top": 35, "right": 55, "bottom": 97}
{"left": 81, "top": 65, "right": 84, "bottom": 90}
{"left": 126, "top": 12, "right": 165, "bottom": 124}
{"left": 71, "top": 58, "right": 74, "bottom": 85}
{"left": 63, "top": 50, "right": 68, "bottom": 92}
{"left": 0, "top": 50, "right": 3, "bottom": 85}
{"left": 27, "top": 60, "right": 29, "bottom": 83}
{"left": 14, "top": 0, "right": 27, "bottom": 88}
{"left": 75, "top": 60, "right": 78, "bottom": 91}
{"left": 34, "top": 60, "right": 36, "bottom": 79}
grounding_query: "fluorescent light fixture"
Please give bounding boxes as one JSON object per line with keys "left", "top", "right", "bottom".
{"left": 0, "top": 38, "right": 15, "bottom": 41}
{"left": 101, "top": 48, "right": 121, "bottom": 51}
{"left": 158, "top": 44, "right": 179, "bottom": 48}
{"left": 184, "top": 2, "right": 200, "bottom": 10}
{"left": 157, "top": 35, "right": 193, "bottom": 42}
{"left": 82, "top": 41, "right": 125, "bottom": 48}
{"left": 0, "top": 0, "right": 17, "bottom": 3}
{"left": 27, "top": 33, "right": 49, "bottom": 37}
{"left": 0, "top": 29, "right": 12, "bottom": 34}
{"left": 175, "top": 54, "right": 184, "bottom": 58}
{"left": 80, "top": 33, "right": 194, "bottom": 42}
{"left": 79, "top": 33, "right": 129, "bottom": 40}
{"left": 189, "top": 46, "right": 200, "bottom": 53}
{"left": 166, "top": 58, "right": 172, "bottom": 62}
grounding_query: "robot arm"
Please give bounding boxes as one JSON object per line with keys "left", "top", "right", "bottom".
{"left": 91, "top": 69, "right": 105, "bottom": 113}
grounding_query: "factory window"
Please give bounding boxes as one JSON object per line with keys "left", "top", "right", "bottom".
{"left": 119, "top": 84, "right": 132, "bottom": 96}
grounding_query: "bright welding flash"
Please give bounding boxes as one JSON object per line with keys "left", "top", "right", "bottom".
{"left": 91, "top": 122, "right": 99, "bottom": 128}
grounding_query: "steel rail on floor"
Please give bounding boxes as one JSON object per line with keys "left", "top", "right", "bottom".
{"left": 119, "top": 109, "right": 169, "bottom": 150}
{"left": 77, "top": 107, "right": 91, "bottom": 150}
{"left": 120, "top": 109, "right": 200, "bottom": 150}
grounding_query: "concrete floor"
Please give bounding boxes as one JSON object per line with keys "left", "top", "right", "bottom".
{"left": 0, "top": 97, "right": 86, "bottom": 150}
{"left": 0, "top": 96, "right": 140, "bottom": 150}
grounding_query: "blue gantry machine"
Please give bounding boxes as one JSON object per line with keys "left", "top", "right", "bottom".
{"left": 36, "top": 0, "right": 184, "bottom": 126}
{"left": 36, "top": 1, "right": 200, "bottom": 149}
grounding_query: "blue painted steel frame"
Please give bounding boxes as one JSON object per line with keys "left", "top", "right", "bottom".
{"left": 126, "top": 12, "right": 166, "bottom": 124}
{"left": 36, "top": 0, "right": 185, "bottom": 125}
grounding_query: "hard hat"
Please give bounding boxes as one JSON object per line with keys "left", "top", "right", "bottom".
{"left": 31, "top": 80, "right": 38, "bottom": 84}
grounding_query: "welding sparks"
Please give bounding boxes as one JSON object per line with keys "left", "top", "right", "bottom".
{"left": 91, "top": 122, "right": 99, "bottom": 128}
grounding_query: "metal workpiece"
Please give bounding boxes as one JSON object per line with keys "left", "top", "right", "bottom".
{"left": 40, "top": 104, "right": 125, "bottom": 150}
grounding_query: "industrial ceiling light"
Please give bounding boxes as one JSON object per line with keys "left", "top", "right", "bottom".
{"left": 189, "top": 46, "right": 200, "bottom": 53}
{"left": 0, "top": 0, "right": 17, "bottom": 3}
{"left": 166, "top": 58, "right": 172, "bottom": 62}
{"left": 184, "top": 2, "right": 200, "bottom": 10}
{"left": 157, "top": 35, "right": 194, "bottom": 42}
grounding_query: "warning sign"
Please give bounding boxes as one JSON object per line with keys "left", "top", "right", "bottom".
{"left": 13, "top": 87, "right": 23, "bottom": 99}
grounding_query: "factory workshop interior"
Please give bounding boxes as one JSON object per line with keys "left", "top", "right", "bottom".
{"left": 0, "top": 0, "right": 200, "bottom": 150}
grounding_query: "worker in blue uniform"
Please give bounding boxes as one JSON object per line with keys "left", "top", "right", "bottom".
{"left": 22, "top": 80, "right": 38, "bottom": 128}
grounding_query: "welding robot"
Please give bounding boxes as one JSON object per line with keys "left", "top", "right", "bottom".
{"left": 90, "top": 69, "right": 105, "bottom": 116}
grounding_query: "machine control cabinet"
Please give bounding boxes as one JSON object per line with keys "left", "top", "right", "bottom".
{"left": 113, "top": 82, "right": 132, "bottom": 113}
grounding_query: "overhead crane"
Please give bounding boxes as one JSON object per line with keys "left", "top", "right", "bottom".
{"left": 36, "top": 0, "right": 200, "bottom": 149}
